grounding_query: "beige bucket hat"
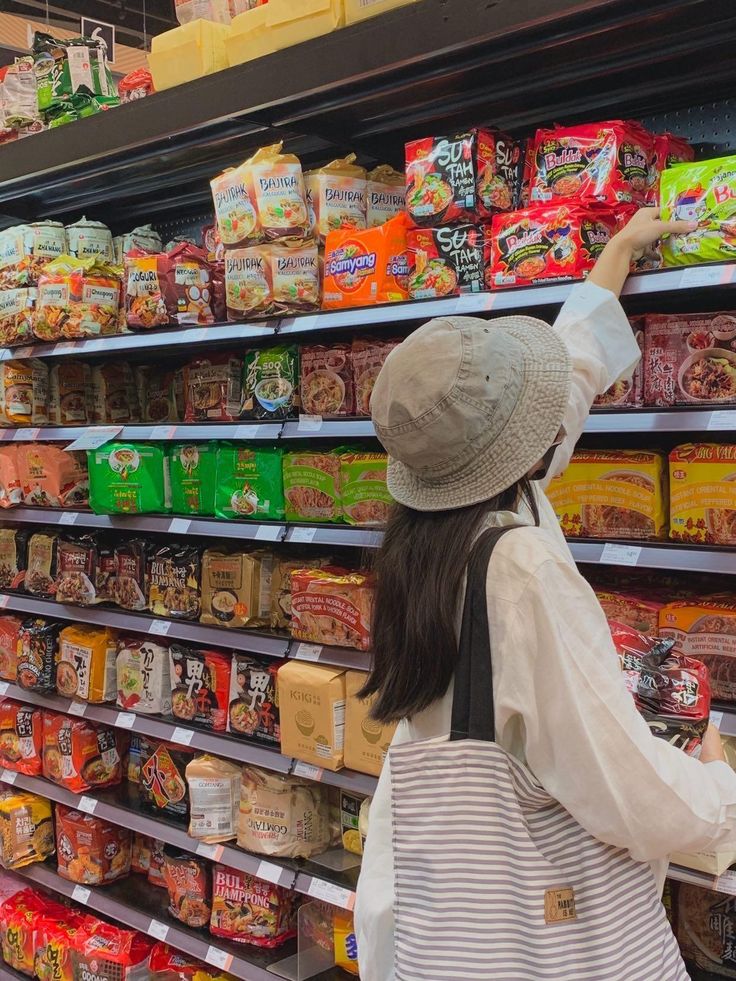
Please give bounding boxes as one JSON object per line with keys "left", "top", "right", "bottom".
{"left": 370, "top": 315, "right": 572, "bottom": 511}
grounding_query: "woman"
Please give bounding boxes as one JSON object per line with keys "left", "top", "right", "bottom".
{"left": 355, "top": 208, "right": 736, "bottom": 979}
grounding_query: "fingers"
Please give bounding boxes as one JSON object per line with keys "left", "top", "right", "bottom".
{"left": 656, "top": 218, "right": 699, "bottom": 235}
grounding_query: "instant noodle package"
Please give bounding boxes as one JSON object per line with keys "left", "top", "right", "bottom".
{"left": 344, "top": 670, "right": 396, "bottom": 776}
{"left": 593, "top": 318, "right": 644, "bottom": 408}
{"left": 17, "top": 442, "right": 88, "bottom": 508}
{"left": 290, "top": 567, "right": 375, "bottom": 651}
{"left": 183, "top": 353, "right": 242, "bottom": 422}
{"left": 148, "top": 545, "right": 202, "bottom": 620}
{"left": 670, "top": 443, "right": 736, "bottom": 545}
{"left": 660, "top": 154, "right": 736, "bottom": 266}
{"left": 277, "top": 661, "right": 346, "bottom": 770}
{"left": 241, "top": 345, "right": 299, "bottom": 420}
{"left": 238, "top": 765, "right": 330, "bottom": 858}
{"left": 163, "top": 847, "right": 212, "bottom": 927}
{"left": 136, "top": 365, "right": 179, "bottom": 423}
{"left": 0, "top": 447, "right": 21, "bottom": 509}
{"left": 56, "top": 624, "right": 117, "bottom": 702}
{"left": 71, "top": 920, "right": 154, "bottom": 981}
{"left": 0, "top": 699, "right": 42, "bottom": 775}
{"left": 300, "top": 343, "right": 354, "bottom": 417}
{"left": 91, "top": 362, "right": 140, "bottom": 424}
{"left": 0, "top": 359, "right": 47, "bottom": 428}
{"left": 366, "top": 164, "right": 405, "bottom": 228}
{"left": 185, "top": 754, "right": 240, "bottom": 843}
{"left": 596, "top": 590, "right": 664, "bottom": 635}
{"left": 169, "top": 443, "right": 218, "bottom": 516}
{"left": 210, "top": 863, "right": 298, "bottom": 947}
{"left": 407, "top": 224, "right": 485, "bottom": 298}
{"left": 113, "top": 539, "right": 149, "bottom": 611}
{"left": 47, "top": 361, "right": 92, "bottom": 424}
{"left": 55, "top": 804, "right": 132, "bottom": 884}
{"left": 88, "top": 442, "right": 170, "bottom": 514}
{"left": 214, "top": 444, "right": 284, "bottom": 520}
{"left": 0, "top": 222, "right": 67, "bottom": 289}
{"left": 352, "top": 337, "right": 400, "bottom": 416}
{"left": 322, "top": 213, "right": 409, "bottom": 310}
{"left": 42, "top": 714, "right": 125, "bottom": 793}
{"left": 340, "top": 452, "right": 391, "bottom": 526}
{"left": 125, "top": 249, "right": 177, "bottom": 328}
{"left": 116, "top": 636, "right": 172, "bottom": 714}
{"left": 643, "top": 312, "right": 736, "bottom": 406}
{"left": 34, "top": 255, "right": 122, "bottom": 340}
{"left": 25, "top": 532, "right": 58, "bottom": 598}
{"left": 0, "top": 289, "right": 35, "bottom": 347}
{"left": 0, "top": 790, "right": 53, "bottom": 869}
{"left": 283, "top": 451, "right": 341, "bottom": 523}
{"left": 140, "top": 736, "right": 195, "bottom": 823}
{"left": 547, "top": 449, "right": 668, "bottom": 541}
{"left": 341, "top": 790, "right": 371, "bottom": 856}
{"left": 200, "top": 549, "right": 273, "bottom": 629}
{"left": 659, "top": 599, "right": 736, "bottom": 702}
{"left": 228, "top": 654, "right": 282, "bottom": 746}
{"left": 0, "top": 616, "right": 21, "bottom": 680}
{"left": 0, "top": 531, "right": 26, "bottom": 592}
{"left": 56, "top": 535, "right": 101, "bottom": 606}
{"left": 306, "top": 154, "right": 367, "bottom": 241}
{"left": 17, "top": 618, "right": 59, "bottom": 691}
{"left": 169, "top": 644, "right": 231, "bottom": 730}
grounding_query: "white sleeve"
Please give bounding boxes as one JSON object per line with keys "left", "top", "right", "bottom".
{"left": 542, "top": 280, "right": 641, "bottom": 485}
{"left": 505, "top": 555, "right": 736, "bottom": 863}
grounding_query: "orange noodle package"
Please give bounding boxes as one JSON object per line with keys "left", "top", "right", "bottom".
{"left": 34, "top": 255, "right": 122, "bottom": 340}
{"left": 162, "top": 847, "right": 211, "bottom": 928}
{"left": 55, "top": 804, "right": 132, "bottom": 885}
{"left": 210, "top": 863, "right": 298, "bottom": 948}
{"left": 124, "top": 249, "right": 177, "bottom": 329}
{"left": 35, "top": 907, "right": 91, "bottom": 981}
{"left": 322, "top": 213, "right": 409, "bottom": 310}
{"left": 0, "top": 615, "right": 22, "bottom": 680}
{"left": 1, "top": 889, "right": 58, "bottom": 974}
{"left": 290, "top": 567, "right": 375, "bottom": 651}
{"left": 16, "top": 443, "right": 88, "bottom": 509}
{"left": 0, "top": 445, "right": 22, "bottom": 508}
{"left": 71, "top": 920, "right": 154, "bottom": 981}
{"left": 42, "top": 714, "right": 125, "bottom": 793}
{"left": 0, "top": 699, "right": 42, "bottom": 775}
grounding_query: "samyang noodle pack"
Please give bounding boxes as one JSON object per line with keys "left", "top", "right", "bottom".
{"left": 407, "top": 225, "right": 485, "bottom": 299}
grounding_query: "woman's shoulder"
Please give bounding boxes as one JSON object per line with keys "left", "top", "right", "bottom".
{"left": 483, "top": 524, "right": 577, "bottom": 608}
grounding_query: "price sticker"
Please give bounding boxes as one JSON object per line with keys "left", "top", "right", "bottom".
{"left": 150, "top": 426, "right": 177, "bottom": 440}
{"left": 306, "top": 878, "right": 355, "bottom": 910}
{"left": 147, "top": 920, "right": 169, "bottom": 942}
{"left": 65, "top": 426, "right": 122, "bottom": 452}
{"left": 171, "top": 727, "right": 194, "bottom": 747}
{"left": 708, "top": 410, "right": 736, "bottom": 431}
{"left": 453, "top": 293, "right": 485, "bottom": 314}
{"left": 67, "top": 701, "right": 87, "bottom": 717}
{"left": 0, "top": 350, "right": 12, "bottom": 362}
{"left": 115, "top": 712, "right": 137, "bottom": 730}
{"left": 234, "top": 425, "right": 259, "bottom": 439}
{"left": 717, "top": 869, "right": 736, "bottom": 895}
{"left": 168, "top": 518, "right": 191, "bottom": 534}
{"left": 292, "top": 314, "right": 319, "bottom": 332}
{"left": 205, "top": 948, "right": 233, "bottom": 972}
{"left": 58, "top": 512, "right": 79, "bottom": 525}
{"left": 148, "top": 620, "right": 171, "bottom": 636}
{"left": 295, "top": 643, "right": 322, "bottom": 663}
{"left": 298, "top": 414, "right": 323, "bottom": 433}
{"left": 13, "top": 428, "right": 40, "bottom": 442}
{"left": 711, "top": 710, "right": 724, "bottom": 730}
{"left": 77, "top": 797, "right": 97, "bottom": 815}
{"left": 255, "top": 524, "right": 283, "bottom": 542}
{"left": 0, "top": 683, "right": 8, "bottom": 696}
{"left": 680, "top": 265, "right": 732, "bottom": 288}
{"left": 72, "top": 885, "right": 91, "bottom": 905}
{"left": 0, "top": 596, "right": 9, "bottom": 609}
{"left": 600, "top": 543, "right": 641, "bottom": 566}
{"left": 293, "top": 761, "right": 323, "bottom": 782}
{"left": 290, "top": 527, "right": 316, "bottom": 544}
{"left": 0, "top": 770, "right": 17, "bottom": 785}
{"left": 197, "top": 842, "right": 224, "bottom": 861}
{"left": 256, "top": 860, "right": 285, "bottom": 885}
{"left": 185, "top": 328, "right": 209, "bottom": 344}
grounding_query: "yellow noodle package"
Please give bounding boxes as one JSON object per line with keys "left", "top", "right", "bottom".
{"left": 306, "top": 154, "right": 367, "bottom": 242}
{"left": 0, "top": 790, "right": 53, "bottom": 869}
{"left": 344, "top": 670, "right": 396, "bottom": 776}
{"left": 277, "top": 661, "right": 346, "bottom": 771}
{"left": 669, "top": 443, "right": 736, "bottom": 545}
{"left": 547, "top": 449, "right": 668, "bottom": 541}
{"left": 57, "top": 625, "right": 117, "bottom": 703}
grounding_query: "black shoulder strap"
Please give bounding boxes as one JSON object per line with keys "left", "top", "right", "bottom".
{"left": 450, "top": 525, "right": 518, "bottom": 743}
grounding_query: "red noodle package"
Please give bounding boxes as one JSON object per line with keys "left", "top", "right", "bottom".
{"left": 71, "top": 921, "right": 154, "bottom": 981}
{"left": 0, "top": 699, "right": 42, "bottom": 774}
{"left": 43, "top": 714, "right": 125, "bottom": 793}
{"left": 352, "top": 337, "right": 401, "bottom": 416}
{"left": 300, "top": 343, "right": 354, "bottom": 417}
{"left": 210, "top": 864, "right": 298, "bottom": 948}
{"left": 169, "top": 242, "right": 214, "bottom": 326}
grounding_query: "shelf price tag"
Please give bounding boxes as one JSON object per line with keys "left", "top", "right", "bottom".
{"left": 306, "top": 878, "right": 355, "bottom": 910}
{"left": 293, "top": 761, "right": 323, "bottom": 782}
{"left": 13, "top": 429, "right": 40, "bottom": 442}
{"left": 453, "top": 294, "right": 485, "bottom": 314}
{"left": 67, "top": 701, "right": 87, "bottom": 717}
{"left": 708, "top": 410, "right": 736, "bottom": 431}
{"left": 0, "top": 683, "right": 8, "bottom": 697}
{"left": 255, "top": 524, "right": 283, "bottom": 542}
{"left": 78, "top": 797, "right": 97, "bottom": 815}
{"left": 150, "top": 426, "right": 177, "bottom": 440}
{"left": 295, "top": 643, "right": 322, "bottom": 663}
{"left": 234, "top": 425, "right": 259, "bottom": 439}
{"left": 72, "top": 885, "right": 91, "bottom": 905}
{"left": 205, "top": 948, "right": 233, "bottom": 971}
{"left": 0, "top": 596, "right": 9, "bottom": 609}
{"left": 717, "top": 869, "right": 736, "bottom": 895}
{"left": 171, "top": 727, "right": 194, "bottom": 747}
{"left": 298, "top": 414, "right": 323, "bottom": 433}
{"left": 197, "top": 842, "right": 224, "bottom": 861}
{"left": 148, "top": 620, "right": 171, "bottom": 637}
{"left": 600, "top": 543, "right": 641, "bottom": 566}
{"left": 147, "top": 920, "right": 169, "bottom": 942}
{"left": 58, "top": 512, "right": 79, "bottom": 525}
{"left": 115, "top": 712, "right": 137, "bottom": 730}
{"left": 0, "top": 770, "right": 17, "bottom": 785}
{"left": 680, "top": 265, "right": 733, "bottom": 288}
{"left": 168, "top": 518, "right": 191, "bottom": 534}
{"left": 290, "top": 527, "right": 316, "bottom": 544}
{"left": 256, "top": 860, "right": 285, "bottom": 885}
{"left": 65, "top": 426, "right": 122, "bottom": 452}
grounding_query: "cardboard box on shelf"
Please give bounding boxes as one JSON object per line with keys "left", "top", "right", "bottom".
{"left": 266, "top": 0, "right": 345, "bottom": 51}
{"left": 148, "top": 19, "right": 230, "bottom": 91}
{"left": 225, "top": 5, "right": 276, "bottom": 66}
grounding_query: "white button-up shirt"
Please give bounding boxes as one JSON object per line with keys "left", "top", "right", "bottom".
{"left": 355, "top": 280, "right": 736, "bottom": 981}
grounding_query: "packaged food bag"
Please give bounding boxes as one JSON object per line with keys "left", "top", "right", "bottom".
{"left": 210, "top": 164, "right": 261, "bottom": 248}
{"left": 0, "top": 221, "right": 66, "bottom": 289}
{"left": 225, "top": 245, "right": 274, "bottom": 318}
{"left": 344, "top": 670, "right": 396, "bottom": 775}
{"left": 0, "top": 699, "right": 42, "bottom": 775}
{"left": 340, "top": 451, "right": 391, "bottom": 526}
{"left": 56, "top": 624, "right": 117, "bottom": 702}
{"left": 55, "top": 535, "right": 100, "bottom": 606}
{"left": 0, "top": 445, "right": 22, "bottom": 508}
{"left": 340, "top": 789, "right": 370, "bottom": 855}
{"left": 300, "top": 342, "right": 354, "bottom": 416}
{"left": 139, "top": 736, "right": 195, "bottom": 823}
{"left": 247, "top": 142, "right": 311, "bottom": 242}
{"left": 659, "top": 599, "right": 736, "bottom": 702}
{"left": 283, "top": 451, "right": 341, "bottom": 523}
{"left": 238, "top": 765, "right": 330, "bottom": 858}
{"left": 200, "top": 549, "right": 273, "bottom": 629}
{"left": 116, "top": 637, "right": 172, "bottom": 714}
{"left": 18, "top": 619, "right": 59, "bottom": 691}
{"left": 183, "top": 353, "right": 242, "bottom": 421}
{"left": 35, "top": 255, "right": 122, "bottom": 340}
{"left": 272, "top": 242, "right": 320, "bottom": 312}
{"left": 71, "top": 921, "right": 153, "bottom": 981}
{"left": 42, "top": 715, "right": 125, "bottom": 793}
{"left": 270, "top": 555, "right": 333, "bottom": 631}
{"left": 241, "top": 345, "right": 298, "bottom": 420}
{"left": 210, "top": 863, "right": 298, "bottom": 947}
{"left": 0, "top": 890, "right": 49, "bottom": 973}
{"left": 169, "top": 644, "right": 231, "bottom": 730}
{"left": 0, "top": 790, "right": 53, "bottom": 869}
{"left": 352, "top": 337, "right": 401, "bottom": 416}
{"left": 17, "top": 441, "right": 88, "bottom": 510}
{"left": 135, "top": 364, "right": 179, "bottom": 424}
{"left": 0, "top": 289, "right": 35, "bottom": 347}
{"left": 643, "top": 312, "right": 736, "bottom": 407}
{"left": 162, "top": 847, "right": 212, "bottom": 927}
{"left": 669, "top": 443, "right": 736, "bottom": 545}
{"left": 306, "top": 154, "right": 367, "bottom": 241}
{"left": 290, "top": 568, "right": 375, "bottom": 652}
{"left": 661, "top": 155, "right": 736, "bottom": 266}
{"left": 25, "top": 532, "right": 58, "bottom": 598}
{"left": 547, "top": 449, "right": 668, "bottom": 540}
{"left": 0, "top": 614, "right": 22, "bottom": 680}
{"left": 228, "top": 654, "right": 283, "bottom": 746}
{"left": 323, "top": 213, "right": 410, "bottom": 309}
{"left": 334, "top": 912, "right": 360, "bottom": 976}
{"left": 214, "top": 444, "right": 284, "bottom": 520}
{"left": 169, "top": 443, "right": 218, "bottom": 515}
{"left": 593, "top": 318, "right": 644, "bottom": 408}
{"left": 124, "top": 250, "right": 177, "bottom": 328}
{"left": 90, "top": 362, "right": 140, "bottom": 424}
{"left": 366, "top": 164, "right": 406, "bottom": 228}
{"left": 55, "top": 804, "right": 131, "bottom": 884}
{"left": 113, "top": 539, "right": 149, "bottom": 611}
{"left": 169, "top": 242, "right": 214, "bottom": 325}
{"left": 33, "top": 31, "right": 116, "bottom": 111}
{"left": 88, "top": 442, "right": 170, "bottom": 515}
{"left": 676, "top": 883, "right": 736, "bottom": 974}
{"left": 66, "top": 217, "right": 114, "bottom": 262}
{"left": 597, "top": 590, "right": 664, "bottom": 635}
{"left": 0, "top": 359, "right": 48, "bottom": 427}
{"left": 277, "top": 661, "right": 347, "bottom": 770}
{"left": 407, "top": 223, "right": 485, "bottom": 298}
{"left": 48, "top": 361, "right": 92, "bottom": 425}
{"left": 147, "top": 545, "right": 202, "bottom": 620}
{"left": 649, "top": 132, "right": 694, "bottom": 201}
{"left": 185, "top": 754, "right": 240, "bottom": 842}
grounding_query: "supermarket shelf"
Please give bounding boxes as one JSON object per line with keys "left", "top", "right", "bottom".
{"left": 8, "top": 862, "right": 283, "bottom": 981}
{"left": 285, "top": 525, "right": 384, "bottom": 548}
{"left": 568, "top": 540, "right": 736, "bottom": 575}
{"left": 0, "top": 965, "right": 29, "bottom": 981}
{"left": 668, "top": 863, "right": 736, "bottom": 897}
{"left": 282, "top": 419, "right": 376, "bottom": 439}
{"left": 0, "top": 423, "right": 283, "bottom": 443}
{"left": 585, "top": 407, "right": 736, "bottom": 434}
{"left": 0, "top": 592, "right": 290, "bottom": 659}
{"left": 289, "top": 641, "right": 372, "bottom": 673}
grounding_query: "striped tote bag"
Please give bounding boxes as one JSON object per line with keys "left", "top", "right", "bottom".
{"left": 389, "top": 526, "right": 689, "bottom": 981}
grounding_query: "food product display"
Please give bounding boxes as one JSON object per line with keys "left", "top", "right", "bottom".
{"left": 210, "top": 864, "right": 298, "bottom": 947}
{"left": 214, "top": 444, "right": 284, "bottom": 520}
{"left": 241, "top": 345, "right": 299, "bottom": 420}
{"left": 89, "top": 442, "right": 170, "bottom": 515}
{"left": 140, "top": 737, "right": 195, "bottom": 823}
{"left": 0, "top": 791, "right": 53, "bottom": 869}
{"left": 644, "top": 312, "right": 736, "bottom": 405}
{"left": 170, "top": 443, "right": 218, "bottom": 515}
{"left": 170, "top": 644, "right": 231, "bottom": 730}
{"left": 283, "top": 451, "right": 342, "bottom": 522}
{"left": 55, "top": 804, "right": 132, "bottom": 884}
{"left": 661, "top": 155, "right": 736, "bottom": 265}
{"left": 200, "top": 549, "right": 273, "bottom": 629}
{"left": 670, "top": 443, "right": 736, "bottom": 545}
{"left": 0, "top": 700, "right": 42, "bottom": 774}
{"left": 228, "top": 654, "right": 282, "bottom": 745}
{"left": 290, "top": 568, "right": 375, "bottom": 650}
{"left": 322, "top": 214, "right": 409, "bottom": 310}
{"left": 277, "top": 661, "right": 347, "bottom": 771}
{"left": 116, "top": 636, "right": 173, "bottom": 714}
{"left": 43, "top": 714, "right": 125, "bottom": 793}
{"left": 239, "top": 765, "right": 330, "bottom": 858}
{"left": 162, "top": 847, "right": 212, "bottom": 927}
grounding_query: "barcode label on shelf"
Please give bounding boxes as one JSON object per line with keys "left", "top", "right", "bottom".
{"left": 78, "top": 797, "right": 97, "bottom": 814}
{"left": 148, "top": 620, "right": 171, "bottom": 636}
{"left": 147, "top": 920, "right": 169, "bottom": 941}
{"left": 65, "top": 426, "right": 123, "bottom": 452}
{"left": 205, "top": 948, "right": 233, "bottom": 971}
{"left": 298, "top": 414, "right": 323, "bottom": 433}
{"left": 0, "top": 683, "right": 8, "bottom": 696}
{"left": 293, "top": 761, "right": 323, "bottom": 781}
{"left": 58, "top": 512, "right": 78, "bottom": 525}
{"left": 255, "top": 525, "right": 283, "bottom": 542}
{"left": 13, "top": 429, "right": 40, "bottom": 441}
{"left": 234, "top": 425, "right": 259, "bottom": 439}
{"left": 306, "top": 878, "right": 355, "bottom": 910}
{"left": 67, "top": 701, "right": 87, "bottom": 716}
{"left": 600, "top": 543, "right": 641, "bottom": 566}
{"left": 115, "top": 712, "right": 137, "bottom": 729}
{"left": 711, "top": 710, "right": 724, "bottom": 729}
{"left": 185, "top": 328, "right": 209, "bottom": 344}
{"left": 197, "top": 842, "right": 224, "bottom": 861}
{"left": 290, "top": 527, "right": 316, "bottom": 543}
{"left": 168, "top": 518, "right": 191, "bottom": 534}
{"left": 256, "top": 860, "right": 285, "bottom": 885}
{"left": 708, "top": 410, "right": 736, "bottom": 430}
{"left": 150, "top": 426, "right": 177, "bottom": 440}
{"left": 171, "top": 727, "right": 194, "bottom": 747}
{"left": 680, "top": 265, "right": 733, "bottom": 288}
{"left": 0, "top": 770, "right": 17, "bottom": 785}
{"left": 296, "top": 643, "right": 322, "bottom": 662}
{"left": 72, "top": 885, "right": 91, "bottom": 905}
{"left": 293, "top": 315, "right": 319, "bottom": 332}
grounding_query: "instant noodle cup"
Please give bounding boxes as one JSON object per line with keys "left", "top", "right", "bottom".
{"left": 48, "top": 361, "right": 92, "bottom": 425}
{"left": 162, "top": 847, "right": 212, "bottom": 927}
{"left": 530, "top": 120, "right": 655, "bottom": 205}
{"left": 490, "top": 202, "right": 617, "bottom": 288}
{"left": 148, "top": 545, "right": 202, "bottom": 620}
{"left": 283, "top": 450, "right": 341, "bottom": 523}
{"left": 0, "top": 358, "right": 48, "bottom": 427}
{"left": 334, "top": 911, "right": 359, "bottom": 975}
{"left": 214, "top": 444, "right": 284, "bottom": 520}
{"left": 352, "top": 337, "right": 401, "bottom": 416}
{"left": 271, "top": 242, "right": 320, "bottom": 313}
{"left": 169, "top": 645, "right": 231, "bottom": 731}
{"left": 210, "top": 863, "right": 298, "bottom": 947}
{"left": 0, "top": 790, "right": 53, "bottom": 869}
{"left": 669, "top": 443, "right": 736, "bottom": 545}
{"left": 55, "top": 536, "right": 100, "bottom": 606}
{"left": 124, "top": 249, "right": 177, "bottom": 329}
{"left": 0, "top": 289, "right": 35, "bottom": 347}
{"left": 407, "top": 224, "right": 485, "bottom": 298}
{"left": 0, "top": 445, "right": 22, "bottom": 508}
{"left": 185, "top": 754, "right": 240, "bottom": 843}
{"left": 547, "top": 449, "right": 668, "bottom": 541}
{"left": 0, "top": 700, "right": 42, "bottom": 775}
{"left": 55, "top": 804, "right": 131, "bottom": 884}
{"left": 25, "top": 533, "right": 58, "bottom": 598}
{"left": 306, "top": 154, "right": 367, "bottom": 242}
{"left": 35, "top": 255, "right": 122, "bottom": 340}
{"left": 225, "top": 245, "right": 274, "bottom": 319}
{"left": 322, "top": 213, "right": 409, "bottom": 309}
{"left": 57, "top": 624, "right": 117, "bottom": 702}
{"left": 0, "top": 615, "right": 21, "bottom": 680}
{"left": 366, "top": 164, "right": 406, "bottom": 228}
{"left": 17, "top": 443, "right": 88, "bottom": 508}
{"left": 300, "top": 343, "right": 354, "bottom": 417}
{"left": 88, "top": 442, "right": 170, "bottom": 515}
{"left": 661, "top": 155, "right": 736, "bottom": 266}
{"left": 344, "top": 671, "right": 396, "bottom": 776}
{"left": 241, "top": 345, "right": 298, "bottom": 421}
{"left": 43, "top": 714, "right": 125, "bottom": 793}
{"left": 643, "top": 312, "right": 736, "bottom": 407}
{"left": 238, "top": 765, "right": 329, "bottom": 858}
{"left": 71, "top": 920, "right": 154, "bottom": 981}
{"left": 593, "top": 317, "right": 644, "bottom": 408}
{"left": 210, "top": 164, "right": 261, "bottom": 248}
{"left": 18, "top": 619, "right": 59, "bottom": 692}
{"left": 246, "top": 142, "right": 310, "bottom": 243}
{"left": 90, "top": 362, "right": 140, "bottom": 424}
{"left": 117, "top": 637, "right": 172, "bottom": 714}
{"left": 200, "top": 549, "right": 273, "bottom": 629}
{"left": 183, "top": 353, "right": 242, "bottom": 422}
{"left": 277, "top": 661, "right": 347, "bottom": 770}
{"left": 339, "top": 451, "right": 391, "bottom": 527}
{"left": 169, "top": 443, "right": 217, "bottom": 516}
{"left": 228, "top": 654, "right": 283, "bottom": 746}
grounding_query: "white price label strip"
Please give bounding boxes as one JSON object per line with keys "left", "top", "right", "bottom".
{"left": 298, "top": 414, "right": 323, "bottom": 433}
{"left": 171, "top": 727, "right": 194, "bottom": 747}
{"left": 0, "top": 683, "right": 8, "bottom": 696}
{"left": 295, "top": 643, "right": 322, "bottom": 663}
{"left": 115, "top": 712, "right": 137, "bottom": 729}
{"left": 149, "top": 620, "right": 171, "bottom": 636}
{"left": 453, "top": 293, "right": 489, "bottom": 314}
{"left": 197, "top": 842, "right": 224, "bottom": 861}
{"left": 65, "top": 426, "right": 123, "bottom": 452}
{"left": 168, "top": 518, "right": 191, "bottom": 534}
{"left": 77, "top": 797, "right": 97, "bottom": 814}
{"left": 0, "top": 770, "right": 17, "bottom": 785}
{"left": 711, "top": 710, "right": 724, "bottom": 730}
{"left": 72, "top": 885, "right": 91, "bottom": 905}
{"left": 708, "top": 410, "right": 736, "bottom": 431}
{"left": 58, "top": 512, "right": 78, "bottom": 525}
{"left": 680, "top": 265, "right": 733, "bottom": 288}
{"left": 205, "top": 948, "right": 233, "bottom": 971}
{"left": 307, "top": 878, "right": 355, "bottom": 910}
{"left": 290, "top": 527, "right": 316, "bottom": 544}
{"left": 256, "top": 861, "right": 285, "bottom": 885}
{"left": 150, "top": 425, "right": 177, "bottom": 440}
{"left": 255, "top": 524, "right": 283, "bottom": 542}
{"left": 13, "top": 428, "right": 40, "bottom": 441}
{"left": 67, "top": 701, "right": 87, "bottom": 716}
{"left": 600, "top": 543, "right": 641, "bottom": 567}
{"left": 293, "top": 761, "right": 323, "bottom": 781}
{"left": 234, "top": 425, "right": 259, "bottom": 439}
{"left": 147, "top": 920, "right": 169, "bottom": 941}
{"left": 0, "top": 596, "right": 9, "bottom": 609}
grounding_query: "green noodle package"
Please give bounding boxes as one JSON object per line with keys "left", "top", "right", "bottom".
{"left": 241, "top": 345, "right": 298, "bottom": 420}
{"left": 283, "top": 450, "right": 342, "bottom": 523}
{"left": 340, "top": 451, "right": 392, "bottom": 526}
{"left": 88, "top": 443, "right": 170, "bottom": 515}
{"left": 215, "top": 444, "right": 284, "bottom": 520}
{"left": 169, "top": 443, "right": 217, "bottom": 516}
{"left": 661, "top": 155, "right": 736, "bottom": 266}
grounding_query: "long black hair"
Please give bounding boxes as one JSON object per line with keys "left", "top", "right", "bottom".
{"left": 360, "top": 477, "right": 539, "bottom": 724}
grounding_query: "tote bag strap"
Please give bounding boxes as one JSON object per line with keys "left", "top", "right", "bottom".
{"left": 450, "top": 525, "right": 518, "bottom": 743}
